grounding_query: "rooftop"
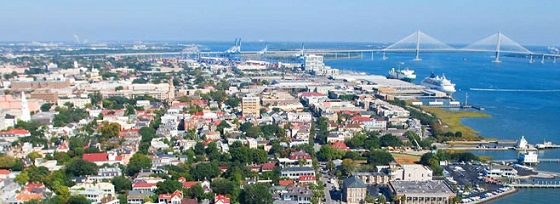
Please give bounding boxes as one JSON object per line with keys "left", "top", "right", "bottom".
{"left": 343, "top": 175, "right": 366, "bottom": 189}
{"left": 390, "top": 180, "right": 454, "bottom": 196}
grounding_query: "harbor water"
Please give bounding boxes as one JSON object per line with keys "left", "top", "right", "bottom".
{"left": 205, "top": 41, "right": 560, "bottom": 203}
{"left": 323, "top": 50, "right": 560, "bottom": 204}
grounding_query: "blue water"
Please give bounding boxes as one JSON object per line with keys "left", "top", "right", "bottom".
{"left": 323, "top": 51, "right": 560, "bottom": 204}
{"left": 204, "top": 42, "right": 560, "bottom": 203}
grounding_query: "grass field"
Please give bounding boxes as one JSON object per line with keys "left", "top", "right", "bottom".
{"left": 392, "top": 153, "right": 421, "bottom": 164}
{"left": 423, "top": 107, "right": 490, "bottom": 140}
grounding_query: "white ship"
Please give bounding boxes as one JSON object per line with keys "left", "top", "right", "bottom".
{"left": 421, "top": 72, "right": 456, "bottom": 95}
{"left": 234, "top": 60, "right": 270, "bottom": 70}
{"left": 388, "top": 67, "right": 416, "bottom": 82}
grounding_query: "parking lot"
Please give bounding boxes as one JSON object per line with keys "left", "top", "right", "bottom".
{"left": 444, "top": 163, "right": 504, "bottom": 199}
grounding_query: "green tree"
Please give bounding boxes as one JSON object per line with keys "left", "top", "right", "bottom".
{"left": 27, "top": 166, "right": 51, "bottom": 183}
{"left": 210, "top": 178, "right": 239, "bottom": 199}
{"left": 98, "top": 121, "right": 121, "bottom": 142}
{"left": 68, "top": 195, "right": 89, "bottom": 204}
{"left": 365, "top": 150, "right": 394, "bottom": 166}
{"left": 240, "top": 183, "right": 274, "bottom": 204}
{"left": 112, "top": 176, "right": 132, "bottom": 193}
{"left": 378, "top": 194, "right": 386, "bottom": 203}
{"left": 379, "top": 134, "right": 404, "bottom": 147}
{"left": 316, "top": 117, "right": 329, "bottom": 144}
{"left": 124, "top": 103, "right": 136, "bottom": 116}
{"left": 127, "top": 153, "right": 152, "bottom": 176}
{"left": 155, "top": 180, "right": 183, "bottom": 194}
{"left": 316, "top": 145, "right": 346, "bottom": 161}
{"left": 216, "top": 120, "right": 231, "bottom": 134}
{"left": 65, "top": 158, "right": 98, "bottom": 176}
{"left": 187, "top": 183, "right": 204, "bottom": 200}
{"left": 27, "top": 151, "right": 42, "bottom": 162}
{"left": 190, "top": 163, "right": 221, "bottom": 181}
{"left": 15, "top": 171, "right": 29, "bottom": 185}
{"left": 338, "top": 158, "right": 355, "bottom": 177}
{"left": 40, "top": 103, "right": 53, "bottom": 112}
{"left": 89, "top": 91, "right": 103, "bottom": 107}
{"left": 194, "top": 142, "right": 205, "bottom": 155}
{"left": 239, "top": 122, "right": 253, "bottom": 132}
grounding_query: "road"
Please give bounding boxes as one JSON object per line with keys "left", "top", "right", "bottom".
{"left": 319, "top": 171, "right": 333, "bottom": 204}
{"left": 319, "top": 167, "right": 343, "bottom": 204}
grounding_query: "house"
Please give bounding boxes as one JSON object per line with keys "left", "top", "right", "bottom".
{"left": 214, "top": 194, "right": 231, "bottom": 204}
{"left": 298, "top": 175, "right": 316, "bottom": 185}
{"left": 0, "top": 129, "right": 31, "bottom": 142}
{"left": 178, "top": 177, "right": 198, "bottom": 189}
{"left": 342, "top": 176, "right": 367, "bottom": 204}
{"left": 132, "top": 182, "right": 158, "bottom": 192}
{"left": 279, "top": 186, "right": 313, "bottom": 204}
{"left": 389, "top": 180, "right": 456, "bottom": 204}
{"left": 261, "top": 162, "right": 277, "bottom": 172}
{"left": 278, "top": 180, "right": 295, "bottom": 186}
{"left": 278, "top": 151, "right": 312, "bottom": 167}
{"left": 484, "top": 165, "right": 518, "bottom": 178}
{"left": 330, "top": 141, "right": 350, "bottom": 151}
{"left": 280, "top": 167, "right": 315, "bottom": 180}
{"left": 158, "top": 190, "right": 183, "bottom": 204}
{"left": 82, "top": 152, "right": 123, "bottom": 166}
{"left": 354, "top": 172, "right": 390, "bottom": 185}
{"left": 127, "top": 190, "right": 155, "bottom": 204}
{"left": 0, "top": 169, "right": 10, "bottom": 179}
{"left": 400, "top": 164, "right": 432, "bottom": 181}
{"left": 14, "top": 193, "right": 43, "bottom": 203}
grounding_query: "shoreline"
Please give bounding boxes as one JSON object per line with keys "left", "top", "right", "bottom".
{"left": 472, "top": 188, "right": 518, "bottom": 204}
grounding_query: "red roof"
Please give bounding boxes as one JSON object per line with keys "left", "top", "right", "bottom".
{"left": 350, "top": 116, "right": 372, "bottom": 122}
{"left": 159, "top": 190, "right": 183, "bottom": 200}
{"left": 214, "top": 194, "right": 231, "bottom": 204}
{"left": 300, "top": 92, "right": 325, "bottom": 97}
{"left": 172, "top": 102, "right": 188, "bottom": 107}
{"left": 298, "top": 175, "right": 316, "bottom": 181}
{"left": 261, "top": 162, "right": 276, "bottom": 170}
{"left": 289, "top": 151, "right": 312, "bottom": 160}
{"left": 57, "top": 143, "right": 68, "bottom": 150}
{"left": 26, "top": 183, "right": 44, "bottom": 192}
{"left": 0, "top": 169, "right": 10, "bottom": 174}
{"left": 0, "top": 129, "right": 30, "bottom": 135}
{"left": 182, "top": 181, "right": 198, "bottom": 188}
{"left": 133, "top": 182, "right": 157, "bottom": 188}
{"left": 279, "top": 180, "right": 294, "bottom": 186}
{"left": 82, "top": 153, "right": 122, "bottom": 162}
{"left": 330, "top": 141, "right": 349, "bottom": 151}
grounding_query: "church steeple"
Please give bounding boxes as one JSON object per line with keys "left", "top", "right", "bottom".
{"left": 21, "top": 92, "right": 31, "bottom": 122}
{"left": 168, "top": 78, "right": 175, "bottom": 101}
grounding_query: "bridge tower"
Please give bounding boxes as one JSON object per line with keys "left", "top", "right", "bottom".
{"left": 493, "top": 32, "right": 502, "bottom": 63}
{"left": 414, "top": 30, "right": 422, "bottom": 61}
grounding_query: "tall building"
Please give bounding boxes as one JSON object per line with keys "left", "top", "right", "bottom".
{"left": 342, "top": 175, "right": 367, "bottom": 204}
{"left": 303, "top": 54, "right": 339, "bottom": 76}
{"left": 168, "top": 79, "right": 175, "bottom": 101}
{"left": 242, "top": 96, "right": 260, "bottom": 118}
{"left": 20, "top": 92, "right": 31, "bottom": 122}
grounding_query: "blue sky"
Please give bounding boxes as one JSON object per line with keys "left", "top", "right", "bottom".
{"left": 0, "top": 0, "right": 557, "bottom": 45}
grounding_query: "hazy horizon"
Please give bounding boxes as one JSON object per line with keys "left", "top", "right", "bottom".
{"left": 1, "top": 0, "right": 558, "bottom": 46}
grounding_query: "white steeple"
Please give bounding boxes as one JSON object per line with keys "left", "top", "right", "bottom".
{"left": 21, "top": 92, "right": 31, "bottom": 122}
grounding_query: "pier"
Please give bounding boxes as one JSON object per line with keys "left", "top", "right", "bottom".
{"left": 511, "top": 182, "right": 560, "bottom": 188}
{"left": 493, "top": 158, "right": 560, "bottom": 163}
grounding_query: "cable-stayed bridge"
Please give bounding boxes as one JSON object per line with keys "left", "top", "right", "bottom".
{"left": 69, "top": 31, "right": 560, "bottom": 63}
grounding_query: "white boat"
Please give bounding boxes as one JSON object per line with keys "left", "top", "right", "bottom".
{"left": 421, "top": 72, "right": 456, "bottom": 95}
{"left": 388, "top": 67, "right": 416, "bottom": 82}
